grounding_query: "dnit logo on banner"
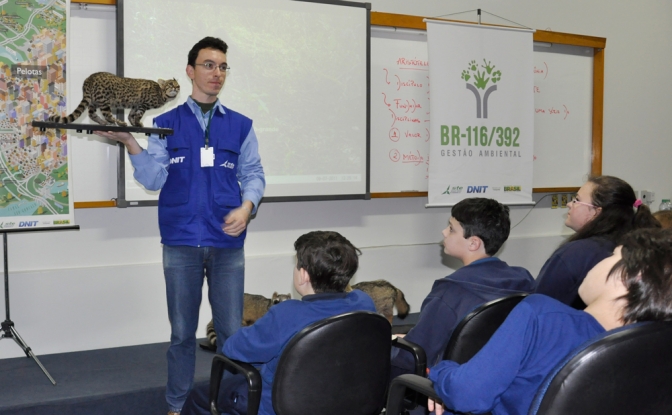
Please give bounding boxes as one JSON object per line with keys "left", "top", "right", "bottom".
{"left": 462, "top": 59, "right": 502, "bottom": 119}
{"left": 467, "top": 186, "right": 488, "bottom": 193}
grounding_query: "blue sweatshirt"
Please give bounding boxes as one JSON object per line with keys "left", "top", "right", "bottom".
{"left": 392, "top": 257, "right": 535, "bottom": 374}
{"left": 535, "top": 237, "right": 615, "bottom": 306}
{"left": 223, "top": 290, "right": 376, "bottom": 415}
{"left": 429, "top": 294, "right": 605, "bottom": 415}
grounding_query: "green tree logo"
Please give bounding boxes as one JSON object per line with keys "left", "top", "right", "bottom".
{"left": 462, "top": 59, "right": 502, "bottom": 118}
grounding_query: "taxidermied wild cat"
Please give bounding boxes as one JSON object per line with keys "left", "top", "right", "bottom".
{"left": 205, "top": 292, "right": 292, "bottom": 349}
{"left": 48, "top": 72, "right": 179, "bottom": 127}
{"left": 349, "top": 279, "right": 410, "bottom": 324}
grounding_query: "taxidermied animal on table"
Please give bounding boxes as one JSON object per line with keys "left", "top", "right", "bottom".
{"left": 204, "top": 292, "right": 292, "bottom": 350}
{"left": 349, "top": 279, "right": 410, "bottom": 324}
{"left": 48, "top": 72, "right": 179, "bottom": 127}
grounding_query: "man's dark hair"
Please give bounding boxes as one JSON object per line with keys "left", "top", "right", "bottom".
{"left": 567, "top": 175, "right": 661, "bottom": 245}
{"left": 187, "top": 37, "right": 228, "bottom": 67}
{"left": 609, "top": 228, "right": 672, "bottom": 324}
{"left": 451, "top": 197, "right": 511, "bottom": 256}
{"left": 294, "top": 231, "right": 361, "bottom": 293}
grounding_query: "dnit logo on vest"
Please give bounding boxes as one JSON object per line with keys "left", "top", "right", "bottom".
{"left": 19, "top": 221, "right": 39, "bottom": 228}
{"left": 462, "top": 59, "right": 502, "bottom": 119}
{"left": 170, "top": 156, "right": 185, "bottom": 164}
{"left": 220, "top": 161, "right": 235, "bottom": 169}
{"left": 467, "top": 186, "right": 488, "bottom": 193}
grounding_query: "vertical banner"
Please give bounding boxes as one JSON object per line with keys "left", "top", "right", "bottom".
{"left": 0, "top": 0, "right": 74, "bottom": 228}
{"left": 426, "top": 20, "right": 534, "bottom": 206}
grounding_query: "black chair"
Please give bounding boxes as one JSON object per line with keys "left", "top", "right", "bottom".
{"left": 209, "top": 311, "right": 424, "bottom": 415}
{"left": 443, "top": 293, "right": 529, "bottom": 364}
{"left": 386, "top": 293, "right": 529, "bottom": 415}
{"left": 528, "top": 321, "right": 672, "bottom": 415}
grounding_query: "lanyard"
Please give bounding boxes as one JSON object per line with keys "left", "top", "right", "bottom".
{"left": 203, "top": 108, "right": 214, "bottom": 148}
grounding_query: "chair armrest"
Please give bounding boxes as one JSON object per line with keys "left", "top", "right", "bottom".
{"left": 392, "top": 337, "right": 427, "bottom": 376}
{"left": 386, "top": 374, "right": 442, "bottom": 415}
{"left": 210, "top": 353, "right": 262, "bottom": 415}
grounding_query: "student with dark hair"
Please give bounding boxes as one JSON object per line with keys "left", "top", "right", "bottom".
{"left": 535, "top": 175, "right": 660, "bottom": 307}
{"left": 95, "top": 36, "right": 265, "bottom": 415}
{"left": 294, "top": 231, "right": 359, "bottom": 292}
{"left": 390, "top": 198, "right": 535, "bottom": 377}
{"left": 183, "top": 230, "right": 375, "bottom": 415}
{"left": 428, "top": 228, "right": 672, "bottom": 415}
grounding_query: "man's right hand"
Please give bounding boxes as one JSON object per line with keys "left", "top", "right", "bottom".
{"left": 94, "top": 131, "right": 143, "bottom": 155}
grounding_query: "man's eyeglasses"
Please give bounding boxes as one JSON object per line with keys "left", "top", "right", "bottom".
{"left": 194, "top": 62, "right": 230, "bottom": 73}
{"left": 569, "top": 195, "right": 597, "bottom": 209}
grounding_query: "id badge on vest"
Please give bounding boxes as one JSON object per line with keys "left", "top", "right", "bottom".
{"left": 201, "top": 108, "right": 215, "bottom": 167}
{"left": 201, "top": 146, "right": 214, "bottom": 167}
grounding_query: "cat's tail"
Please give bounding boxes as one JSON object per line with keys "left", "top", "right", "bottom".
{"left": 48, "top": 95, "right": 89, "bottom": 124}
{"left": 206, "top": 319, "right": 217, "bottom": 347}
{"left": 394, "top": 288, "right": 410, "bottom": 319}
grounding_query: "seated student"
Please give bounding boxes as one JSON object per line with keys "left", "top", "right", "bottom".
{"left": 182, "top": 230, "right": 376, "bottom": 415}
{"left": 653, "top": 210, "right": 672, "bottom": 229}
{"left": 535, "top": 176, "right": 660, "bottom": 308}
{"left": 428, "top": 228, "right": 672, "bottom": 415}
{"left": 390, "top": 197, "right": 535, "bottom": 376}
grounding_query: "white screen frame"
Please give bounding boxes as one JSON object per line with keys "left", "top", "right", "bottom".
{"left": 116, "top": 0, "right": 371, "bottom": 207}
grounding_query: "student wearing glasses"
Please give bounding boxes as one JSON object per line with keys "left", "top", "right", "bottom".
{"left": 534, "top": 176, "right": 659, "bottom": 308}
{"left": 96, "top": 36, "right": 265, "bottom": 415}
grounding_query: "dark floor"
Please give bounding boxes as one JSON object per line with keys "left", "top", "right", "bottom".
{"left": 0, "top": 340, "right": 213, "bottom": 415}
{"left": 0, "top": 315, "right": 418, "bottom": 414}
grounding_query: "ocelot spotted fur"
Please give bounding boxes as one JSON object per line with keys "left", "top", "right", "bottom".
{"left": 347, "top": 279, "right": 410, "bottom": 324}
{"left": 48, "top": 72, "right": 179, "bottom": 127}
{"left": 204, "top": 292, "right": 292, "bottom": 350}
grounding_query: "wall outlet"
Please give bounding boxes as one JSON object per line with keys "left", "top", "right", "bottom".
{"left": 641, "top": 190, "right": 656, "bottom": 205}
{"left": 551, "top": 194, "right": 558, "bottom": 209}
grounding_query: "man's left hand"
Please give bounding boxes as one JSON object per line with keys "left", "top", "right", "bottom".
{"left": 222, "top": 205, "right": 251, "bottom": 237}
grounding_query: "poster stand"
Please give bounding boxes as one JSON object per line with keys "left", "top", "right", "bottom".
{"left": 0, "top": 226, "right": 79, "bottom": 385}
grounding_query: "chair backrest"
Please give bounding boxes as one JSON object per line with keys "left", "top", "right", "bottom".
{"left": 443, "top": 293, "right": 528, "bottom": 363}
{"left": 528, "top": 321, "right": 672, "bottom": 415}
{"left": 272, "top": 311, "right": 391, "bottom": 415}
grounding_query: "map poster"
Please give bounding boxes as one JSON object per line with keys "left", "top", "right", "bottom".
{"left": 0, "top": 0, "right": 74, "bottom": 230}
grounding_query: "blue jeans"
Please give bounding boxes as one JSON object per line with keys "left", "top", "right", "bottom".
{"left": 163, "top": 245, "right": 245, "bottom": 413}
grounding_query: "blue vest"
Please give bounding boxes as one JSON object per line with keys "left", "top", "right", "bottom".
{"left": 154, "top": 103, "right": 253, "bottom": 248}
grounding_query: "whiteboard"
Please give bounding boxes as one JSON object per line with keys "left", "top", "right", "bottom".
{"left": 371, "top": 30, "right": 430, "bottom": 193}
{"left": 532, "top": 44, "right": 593, "bottom": 188}
{"left": 371, "top": 28, "right": 595, "bottom": 193}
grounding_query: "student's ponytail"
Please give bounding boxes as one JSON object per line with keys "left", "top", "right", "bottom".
{"left": 631, "top": 200, "right": 661, "bottom": 231}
